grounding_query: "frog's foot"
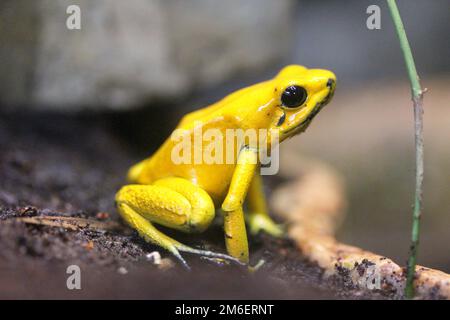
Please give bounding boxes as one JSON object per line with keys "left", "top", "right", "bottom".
{"left": 177, "top": 244, "right": 246, "bottom": 269}
{"left": 247, "top": 213, "right": 285, "bottom": 237}
{"left": 248, "top": 259, "right": 265, "bottom": 273}
{"left": 117, "top": 200, "right": 242, "bottom": 270}
{"left": 116, "top": 179, "right": 246, "bottom": 270}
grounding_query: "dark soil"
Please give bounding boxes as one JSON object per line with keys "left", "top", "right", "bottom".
{"left": 0, "top": 113, "right": 377, "bottom": 299}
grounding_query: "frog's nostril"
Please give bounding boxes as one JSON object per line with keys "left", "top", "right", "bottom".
{"left": 326, "top": 78, "right": 335, "bottom": 88}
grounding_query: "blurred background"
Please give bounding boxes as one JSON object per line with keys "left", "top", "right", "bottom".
{"left": 0, "top": 0, "right": 449, "bottom": 274}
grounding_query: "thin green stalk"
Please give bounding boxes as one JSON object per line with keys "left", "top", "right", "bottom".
{"left": 386, "top": 0, "right": 425, "bottom": 299}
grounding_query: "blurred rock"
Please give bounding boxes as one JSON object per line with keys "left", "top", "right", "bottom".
{"left": 0, "top": 0, "right": 294, "bottom": 111}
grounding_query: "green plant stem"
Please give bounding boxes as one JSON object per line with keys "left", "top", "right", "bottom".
{"left": 387, "top": 0, "right": 425, "bottom": 299}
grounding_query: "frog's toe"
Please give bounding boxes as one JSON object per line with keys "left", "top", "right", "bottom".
{"left": 248, "top": 259, "right": 266, "bottom": 273}
{"left": 248, "top": 213, "right": 285, "bottom": 237}
{"left": 263, "top": 223, "right": 285, "bottom": 238}
{"left": 176, "top": 244, "right": 246, "bottom": 267}
{"left": 167, "top": 246, "right": 191, "bottom": 270}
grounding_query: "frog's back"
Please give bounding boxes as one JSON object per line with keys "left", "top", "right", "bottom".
{"left": 127, "top": 111, "right": 241, "bottom": 205}
{"left": 127, "top": 81, "right": 270, "bottom": 204}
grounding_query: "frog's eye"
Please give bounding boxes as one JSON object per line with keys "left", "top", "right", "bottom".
{"left": 281, "top": 85, "right": 307, "bottom": 108}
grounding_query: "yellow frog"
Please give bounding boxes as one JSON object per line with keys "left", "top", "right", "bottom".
{"left": 116, "top": 65, "right": 336, "bottom": 268}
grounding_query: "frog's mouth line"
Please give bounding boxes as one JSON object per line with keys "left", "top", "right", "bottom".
{"left": 282, "top": 81, "right": 335, "bottom": 138}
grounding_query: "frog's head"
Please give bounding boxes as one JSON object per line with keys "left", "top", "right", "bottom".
{"left": 206, "top": 64, "right": 335, "bottom": 148}
{"left": 270, "top": 65, "right": 336, "bottom": 141}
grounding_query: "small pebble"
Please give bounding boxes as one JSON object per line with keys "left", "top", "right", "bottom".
{"left": 117, "top": 266, "right": 128, "bottom": 275}
{"left": 146, "top": 251, "right": 161, "bottom": 264}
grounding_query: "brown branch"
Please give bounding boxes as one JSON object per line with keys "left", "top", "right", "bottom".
{"left": 271, "top": 162, "right": 450, "bottom": 299}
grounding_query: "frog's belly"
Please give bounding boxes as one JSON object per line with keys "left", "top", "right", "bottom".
{"left": 186, "top": 163, "right": 236, "bottom": 206}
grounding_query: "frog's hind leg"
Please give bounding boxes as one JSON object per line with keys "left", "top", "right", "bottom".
{"left": 115, "top": 177, "right": 243, "bottom": 269}
{"left": 246, "top": 174, "right": 284, "bottom": 237}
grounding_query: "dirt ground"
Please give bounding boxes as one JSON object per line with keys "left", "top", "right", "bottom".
{"left": 0, "top": 113, "right": 389, "bottom": 299}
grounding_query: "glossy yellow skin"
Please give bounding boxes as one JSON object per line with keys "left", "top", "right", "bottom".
{"left": 116, "top": 65, "right": 336, "bottom": 268}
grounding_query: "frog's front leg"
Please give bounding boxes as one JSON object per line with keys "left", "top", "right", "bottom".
{"left": 116, "top": 177, "right": 243, "bottom": 269}
{"left": 246, "top": 173, "right": 284, "bottom": 237}
{"left": 221, "top": 147, "right": 259, "bottom": 263}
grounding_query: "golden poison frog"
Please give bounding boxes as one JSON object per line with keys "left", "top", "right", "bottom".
{"left": 116, "top": 65, "right": 336, "bottom": 268}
